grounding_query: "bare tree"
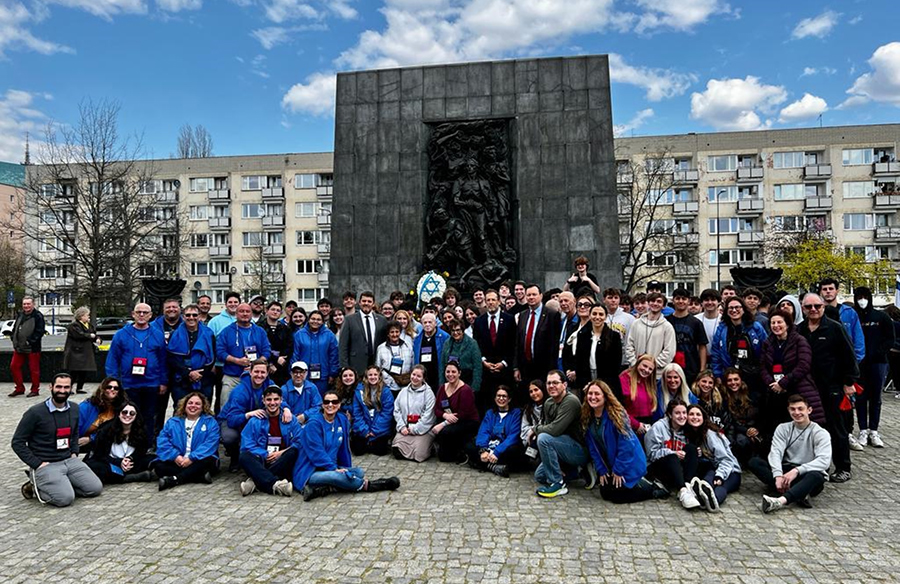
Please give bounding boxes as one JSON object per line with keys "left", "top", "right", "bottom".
{"left": 240, "top": 240, "right": 286, "bottom": 301}
{"left": 5, "top": 99, "right": 190, "bottom": 317}
{"left": 617, "top": 149, "right": 700, "bottom": 293}
{"left": 0, "top": 236, "right": 25, "bottom": 319}
{"left": 176, "top": 124, "right": 214, "bottom": 159}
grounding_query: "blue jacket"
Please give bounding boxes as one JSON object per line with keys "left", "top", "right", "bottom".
{"left": 167, "top": 323, "right": 216, "bottom": 387}
{"left": 106, "top": 324, "right": 168, "bottom": 387}
{"left": 293, "top": 412, "right": 352, "bottom": 489}
{"left": 216, "top": 322, "right": 271, "bottom": 377}
{"left": 412, "top": 328, "right": 449, "bottom": 370}
{"left": 151, "top": 315, "right": 183, "bottom": 344}
{"left": 217, "top": 372, "right": 273, "bottom": 430}
{"left": 156, "top": 414, "right": 220, "bottom": 461}
{"left": 710, "top": 321, "right": 768, "bottom": 378}
{"left": 239, "top": 409, "right": 304, "bottom": 458}
{"left": 77, "top": 400, "right": 100, "bottom": 440}
{"left": 475, "top": 408, "right": 522, "bottom": 457}
{"left": 291, "top": 326, "right": 340, "bottom": 396}
{"left": 281, "top": 379, "right": 323, "bottom": 422}
{"left": 585, "top": 410, "right": 647, "bottom": 488}
{"left": 838, "top": 304, "right": 866, "bottom": 363}
{"left": 350, "top": 384, "right": 395, "bottom": 439}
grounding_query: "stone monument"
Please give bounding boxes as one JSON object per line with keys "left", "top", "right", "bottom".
{"left": 329, "top": 55, "right": 621, "bottom": 300}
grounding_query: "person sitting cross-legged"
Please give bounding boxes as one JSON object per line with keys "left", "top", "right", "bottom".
{"left": 465, "top": 385, "right": 525, "bottom": 477}
{"left": 238, "top": 386, "right": 302, "bottom": 497}
{"left": 154, "top": 392, "right": 220, "bottom": 491}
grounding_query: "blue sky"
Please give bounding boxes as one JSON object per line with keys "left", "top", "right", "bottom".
{"left": 1, "top": 0, "right": 899, "bottom": 162}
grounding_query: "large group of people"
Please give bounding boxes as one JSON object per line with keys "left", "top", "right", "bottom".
{"left": 9, "top": 258, "right": 897, "bottom": 514}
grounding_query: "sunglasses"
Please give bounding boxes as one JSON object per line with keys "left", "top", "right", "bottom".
{"left": 184, "top": 313, "right": 200, "bottom": 318}
{"left": 322, "top": 399, "right": 340, "bottom": 405}
{"left": 803, "top": 304, "right": 824, "bottom": 310}
{"left": 106, "top": 385, "right": 121, "bottom": 390}
{"left": 120, "top": 410, "right": 137, "bottom": 417}
{"left": 576, "top": 302, "right": 593, "bottom": 308}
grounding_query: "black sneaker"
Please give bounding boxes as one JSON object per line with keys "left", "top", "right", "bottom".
{"left": 796, "top": 495, "right": 813, "bottom": 508}
{"left": 830, "top": 470, "right": 852, "bottom": 483}
{"left": 21, "top": 481, "right": 34, "bottom": 500}
{"left": 158, "top": 476, "right": 178, "bottom": 491}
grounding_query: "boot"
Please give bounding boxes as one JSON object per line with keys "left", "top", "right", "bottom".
{"left": 124, "top": 470, "right": 153, "bottom": 483}
{"left": 366, "top": 477, "right": 401, "bottom": 492}
{"left": 301, "top": 484, "right": 335, "bottom": 502}
{"left": 158, "top": 476, "right": 178, "bottom": 491}
{"left": 487, "top": 463, "right": 509, "bottom": 478}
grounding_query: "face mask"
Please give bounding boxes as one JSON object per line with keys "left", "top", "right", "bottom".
{"left": 857, "top": 299, "right": 869, "bottom": 309}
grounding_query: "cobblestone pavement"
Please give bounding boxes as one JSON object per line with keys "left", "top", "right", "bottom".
{"left": 1, "top": 383, "right": 899, "bottom": 583}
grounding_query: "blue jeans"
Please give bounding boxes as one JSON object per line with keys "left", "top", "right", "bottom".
{"left": 534, "top": 433, "right": 588, "bottom": 486}
{"left": 307, "top": 467, "right": 366, "bottom": 492}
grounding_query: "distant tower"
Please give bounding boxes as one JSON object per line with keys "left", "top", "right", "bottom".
{"left": 23, "top": 132, "right": 31, "bottom": 165}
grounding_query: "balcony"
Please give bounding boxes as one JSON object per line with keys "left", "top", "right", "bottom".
{"left": 209, "top": 217, "right": 231, "bottom": 230}
{"left": 673, "top": 264, "right": 701, "bottom": 278}
{"left": 262, "top": 187, "right": 284, "bottom": 199}
{"left": 262, "top": 215, "right": 285, "bottom": 229}
{"left": 209, "top": 273, "right": 232, "bottom": 286}
{"left": 49, "top": 195, "right": 76, "bottom": 209}
{"left": 672, "top": 169, "right": 699, "bottom": 184}
{"left": 317, "top": 214, "right": 332, "bottom": 227}
{"left": 875, "top": 194, "right": 900, "bottom": 209}
{"left": 316, "top": 185, "right": 333, "bottom": 199}
{"left": 268, "top": 272, "right": 286, "bottom": 284}
{"left": 317, "top": 243, "right": 331, "bottom": 257}
{"left": 673, "top": 201, "right": 699, "bottom": 216}
{"left": 263, "top": 244, "right": 285, "bottom": 257}
{"left": 737, "top": 198, "right": 764, "bottom": 215}
{"left": 737, "top": 231, "right": 765, "bottom": 246}
{"left": 736, "top": 166, "right": 764, "bottom": 182}
{"left": 803, "top": 165, "right": 832, "bottom": 181}
{"left": 673, "top": 232, "right": 699, "bottom": 246}
{"left": 317, "top": 271, "right": 329, "bottom": 286}
{"left": 157, "top": 218, "right": 177, "bottom": 231}
{"left": 55, "top": 277, "right": 75, "bottom": 288}
{"left": 804, "top": 197, "right": 832, "bottom": 213}
{"left": 874, "top": 161, "right": 900, "bottom": 176}
{"left": 876, "top": 226, "right": 900, "bottom": 241}
{"left": 208, "top": 189, "right": 230, "bottom": 201}
{"left": 157, "top": 191, "right": 178, "bottom": 205}
{"left": 209, "top": 246, "right": 231, "bottom": 258}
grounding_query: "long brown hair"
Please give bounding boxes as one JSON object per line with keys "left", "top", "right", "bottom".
{"left": 722, "top": 367, "right": 754, "bottom": 418}
{"left": 625, "top": 354, "right": 658, "bottom": 413}
{"left": 580, "top": 380, "right": 630, "bottom": 435}
{"left": 174, "top": 392, "right": 214, "bottom": 418}
{"left": 88, "top": 376, "right": 124, "bottom": 409}
{"left": 691, "top": 369, "right": 723, "bottom": 409}
{"left": 363, "top": 365, "right": 384, "bottom": 410}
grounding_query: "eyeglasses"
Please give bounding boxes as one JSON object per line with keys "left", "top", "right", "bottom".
{"left": 120, "top": 410, "right": 137, "bottom": 417}
{"left": 495, "top": 395, "right": 509, "bottom": 400}
{"left": 546, "top": 380, "right": 564, "bottom": 386}
{"left": 803, "top": 304, "right": 824, "bottom": 310}
{"left": 727, "top": 306, "right": 742, "bottom": 312}
{"left": 451, "top": 328, "right": 463, "bottom": 333}
{"left": 576, "top": 302, "right": 593, "bottom": 308}
{"left": 134, "top": 310, "right": 150, "bottom": 315}
{"left": 322, "top": 399, "right": 340, "bottom": 405}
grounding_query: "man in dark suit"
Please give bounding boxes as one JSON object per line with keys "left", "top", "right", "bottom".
{"left": 338, "top": 291, "right": 387, "bottom": 377}
{"left": 513, "top": 284, "right": 562, "bottom": 400}
{"left": 473, "top": 289, "right": 516, "bottom": 410}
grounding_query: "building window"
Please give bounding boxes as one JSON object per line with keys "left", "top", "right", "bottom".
{"left": 708, "top": 218, "right": 753, "bottom": 234}
{"left": 773, "top": 184, "right": 805, "bottom": 201}
{"left": 191, "top": 262, "right": 210, "bottom": 276}
{"left": 843, "top": 214, "right": 887, "bottom": 231}
{"left": 242, "top": 176, "right": 264, "bottom": 191}
{"left": 772, "top": 216, "right": 805, "bottom": 232}
{"left": 708, "top": 186, "right": 738, "bottom": 202}
{"left": 190, "top": 206, "right": 210, "bottom": 220}
{"left": 295, "top": 174, "right": 316, "bottom": 189}
{"left": 707, "top": 155, "right": 737, "bottom": 172}
{"left": 295, "top": 202, "right": 317, "bottom": 217}
{"left": 296, "top": 260, "right": 323, "bottom": 274}
{"left": 296, "top": 230, "right": 316, "bottom": 245}
{"left": 241, "top": 204, "right": 265, "bottom": 219}
{"left": 842, "top": 148, "right": 874, "bottom": 166}
{"left": 709, "top": 249, "right": 755, "bottom": 266}
{"left": 298, "top": 288, "right": 326, "bottom": 302}
{"left": 242, "top": 232, "right": 265, "bottom": 247}
{"left": 190, "top": 234, "right": 209, "bottom": 248}
{"left": 843, "top": 181, "right": 876, "bottom": 199}
{"left": 646, "top": 252, "right": 676, "bottom": 267}
{"left": 773, "top": 152, "right": 807, "bottom": 169}
{"left": 190, "top": 178, "right": 211, "bottom": 192}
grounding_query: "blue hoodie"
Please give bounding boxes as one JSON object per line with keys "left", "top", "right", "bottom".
{"left": 350, "top": 384, "right": 395, "bottom": 439}
{"left": 239, "top": 409, "right": 304, "bottom": 458}
{"left": 217, "top": 372, "right": 273, "bottom": 430}
{"left": 292, "top": 412, "right": 352, "bottom": 490}
{"left": 475, "top": 408, "right": 522, "bottom": 457}
{"left": 838, "top": 303, "right": 866, "bottom": 363}
{"left": 291, "top": 325, "right": 340, "bottom": 396}
{"left": 77, "top": 400, "right": 100, "bottom": 440}
{"left": 106, "top": 324, "right": 168, "bottom": 387}
{"left": 412, "top": 328, "right": 449, "bottom": 370}
{"left": 216, "top": 322, "right": 271, "bottom": 377}
{"left": 281, "top": 379, "right": 323, "bottom": 422}
{"left": 710, "top": 320, "right": 768, "bottom": 378}
{"left": 156, "top": 414, "right": 220, "bottom": 461}
{"left": 585, "top": 410, "right": 647, "bottom": 488}
{"left": 166, "top": 322, "right": 216, "bottom": 388}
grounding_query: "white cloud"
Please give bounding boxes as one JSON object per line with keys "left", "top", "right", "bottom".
{"left": 264, "top": 0, "right": 318, "bottom": 23}
{"left": 45, "top": 0, "right": 148, "bottom": 21}
{"left": 779, "top": 93, "right": 828, "bottom": 123}
{"left": 845, "top": 42, "right": 900, "bottom": 107}
{"left": 791, "top": 10, "right": 839, "bottom": 40}
{"left": 613, "top": 108, "right": 654, "bottom": 137}
{"left": 0, "top": 90, "right": 51, "bottom": 162}
{"left": 251, "top": 23, "right": 328, "bottom": 49}
{"left": 634, "top": 0, "right": 732, "bottom": 33}
{"left": 690, "top": 76, "right": 787, "bottom": 131}
{"left": 800, "top": 66, "right": 837, "bottom": 77}
{"left": 282, "top": 72, "right": 337, "bottom": 116}
{"left": 0, "top": 2, "right": 74, "bottom": 57}
{"left": 848, "top": 15, "right": 862, "bottom": 25}
{"left": 156, "top": 0, "right": 202, "bottom": 11}
{"left": 330, "top": 0, "right": 357, "bottom": 19}
{"left": 609, "top": 53, "right": 695, "bottom": 101}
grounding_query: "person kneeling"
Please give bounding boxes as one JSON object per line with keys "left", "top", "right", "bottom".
{"left": 350, "top": 365, "right": 395, "bottom": 456}
{"left": 465, "top": 385, "right": 525, "bottom": 477}
{"left": 238, "top": 386, "right": 301, "bottom": 497}
{"left": 582, "top": 380, "right": 667, "bottom": 504}
{"left": 293, "top": 390, "right": 400, "bottom": 501}
{"left": 748, "top": 394, "right": 831, "bottom": 514}
{"left": 84, "top": 400, "right": 154, "bottom": 484}
{"left": 154, "top": 392, "right": 220, "bottom": 491}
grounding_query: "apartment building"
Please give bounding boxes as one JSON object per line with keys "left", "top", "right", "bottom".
{"left": 615, "top": 124, "right": 900, "bottom": 296}
{"left": 26, "top": 152, "right": 334, "bottom": 319}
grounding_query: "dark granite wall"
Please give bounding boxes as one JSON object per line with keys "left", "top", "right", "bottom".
{"left": 330, "top": 55, "right": 621, "bottom": 300}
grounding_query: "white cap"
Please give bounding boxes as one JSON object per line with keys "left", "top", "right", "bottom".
{"left": 291, "top": 361, "right": 308, "bottom": 371}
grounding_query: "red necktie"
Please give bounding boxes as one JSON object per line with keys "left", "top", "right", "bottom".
{"left": 525, "top": 310, "right": 536, "bottom": 361}
{"left": 489, "top": 315, "right": 497, "bottom": 345}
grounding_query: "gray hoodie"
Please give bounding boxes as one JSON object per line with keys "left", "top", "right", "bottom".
{"left": 393, "top": 381, "right": 436, "bottom": 435}
{"left": 625, "top": 313, "right": 676, "bottom": 375}
{"left": 644, "top": 418, "right": 686, "bottom": 463}
{"left": 776, "top": 294, "right": 804, "bottom": 324}
{"left": 700, "top": 431, "right": 741, "bottom": 479}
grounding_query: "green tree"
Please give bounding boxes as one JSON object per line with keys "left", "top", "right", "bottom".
{"left": 778, "top": 237, "right": 894, "bottom": 293}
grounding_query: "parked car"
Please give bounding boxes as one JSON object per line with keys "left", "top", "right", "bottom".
{"left": 1, "top": 320, "right": 14, "bottom": 337}
{"left": 45, "top": 324, "right": 67, "bottom": 335}
{"left": 95, "top": 316, "right": 129, "bottom": 340}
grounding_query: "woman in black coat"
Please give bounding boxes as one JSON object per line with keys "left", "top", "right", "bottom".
{"left": 63, "top": 306, "right": 99, "bottom": 394}
{"left": 566, "top": 303, "right": 623, "bottom": 400}
{"left": 84, "top": 401, "right": 154, "bottom": 484}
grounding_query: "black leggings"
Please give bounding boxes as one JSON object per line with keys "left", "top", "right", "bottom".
{"left": 85, "top": 458, "right": 149, "bottom": 485}
{"left": 350, "top": 433, "right": 392, "bottom": 456}
{"left": 152, "top": 457, "right": 217, "bottom": 485}
{"left": 463, "top": 441, "right": 529, "bottom": 472}
{"left": 435, "top": 420, "right": 480, "bottom": 463}
{"left": 648, "top": 450, "right": 699, "bottom": 492}
{"left": 599, "top": 478, "right": 658, "bottom": 504}
{"left": 71, "top": 371, "right": 90, "bottom": 392}
{"left": 747, "top": 457, "right": 825, "bottom": 504}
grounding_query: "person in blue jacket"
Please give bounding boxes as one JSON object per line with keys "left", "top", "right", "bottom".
{"left": 281, "top": 361, "right": 323, "bottom": 424}
{"left": 464, "top": 385, "right": 524, "bottom": 477}
{"left": 106, "top": 302, "right": 168, "bottom": 440}
{"left": 350, "top": 365, "right": 395, "bottom": 456}
{"left": 216, "top": 303, "right": 271, "bottom": 405}
{"left": 412, "top": 313, "right": 449, "bottom": 391}
{"left": 582, "top": 380, "right": 667, "bottom": 503}
{"left": 166, "top": 304, "right": 216, "bottom": 408}
{"left": 294, "top": 390, "right": 401, "bottom": 501}
{"left": 154, "top": 392, "right": 220, "bottom": 491}
{"left": 238, "top": 386, "right": 302, "bottom": 497}
{"left": 710, "top": 297, "right": 768, "bottom": 397}
{"left": 217, "top": 359, "right": 275, "bottom": 471}
{"left": 291, "top": 310, "right": 340, "bottom": 397}
{"left": 77, "top": 377, "right": 124, "bottom": 455}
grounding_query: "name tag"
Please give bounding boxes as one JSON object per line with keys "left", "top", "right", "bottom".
{"left": 309, "top": 363, "right": 322, "bottom": 380}
{"left": 164, "top": 331, "right": 171, "bottom": 343}
{"left": 737, "top": 340, "right": 748, "bottom": 360}
{"left": 56, "top": 427, "right": 71, "bottom": 450}
{"left": 131, "top": 357, "right": 147, "bottom": 376}
{"left": 389, "top": 357, "right": 403, "bottom": 375}
{"left": 774, "top": 373, "right": 784, "bottom": 382}
{"left": 368, "top": 408, "right": 375, "bottom": 417}
{"left": 440, "top": 399, "right": 450, "bottom": 409}
{"left": 267, "top": 436, "right": 281, "bottom": 455}
{"left": 420, "top": 346, "right": 433, "bottom": 363}
{"left": 245, "top": 345, "right": 258, "bottom": 361}
{"left": 525, "top": 446, "right": 538, "bottom": 458}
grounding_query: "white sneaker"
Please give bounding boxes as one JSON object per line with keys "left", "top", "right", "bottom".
{"left": 869, "top": 431, "right": 885, "bottom": 448}
{"left": 848, "top": 433, "right": 864, "bottom": 452}
{"left": 858, "top": 429, "right": 869, "bottom": 447}
{"left": 240, "top": 478, "right": 257, "bottom": 497}
{"left": 273, "top": 479, "right": 293, "bottom": 497}
{"left": 678, "top": 485, "right": 701, "bottom": 510}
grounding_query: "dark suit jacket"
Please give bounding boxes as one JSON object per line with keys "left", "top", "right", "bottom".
{"left": 473, "top": 310, "right": 516, "bottom": 368}
{"left": 514, "top": 304, "right": 562, "bottom": 380}
{"left": 566, "top": 324, "right": 623, "bottom": 399}
{"left": 338, "top": 311, "right": 387, "bottom": 376}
